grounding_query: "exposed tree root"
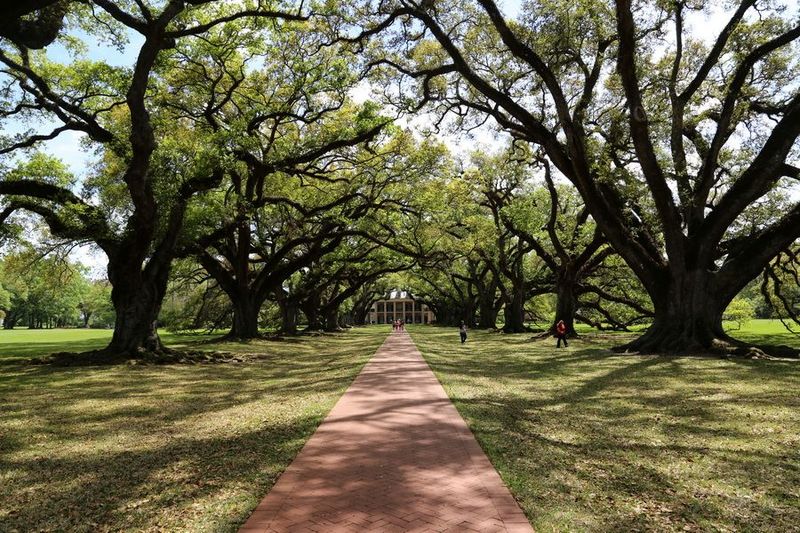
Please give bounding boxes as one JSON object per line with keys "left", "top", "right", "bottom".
{"left": 29, "top": 347, "right": 245, "bottom": 366}
{"left": 501, "top": 325, "right": 533, "bottom": 334}
{"left": 721, "top": 342, "right": 799, "bottom": 359}
{"left": 613, "top": 331, "right": 799, "bottom": 359}
{"left": 220, "top": 332, "right": 264, "bottom": 342}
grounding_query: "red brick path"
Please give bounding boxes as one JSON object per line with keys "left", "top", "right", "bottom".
{"left": 239, "top": 331, "right": 533, "bottom": 533}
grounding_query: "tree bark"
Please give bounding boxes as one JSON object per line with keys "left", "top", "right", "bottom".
{"left": 462, "top": 299, "right": 477, "bottom": 327}
{"left": 229, "top": 295, "right": 261, "bottom": 339}
{"left": 104, "top": 243, "right": 173, "bottom": 355}
{"left": 431, "top": 303, "right": 458, "bottom": 326}
{"left": 304, "top": 310, "right": 323, "bottom": 331}
{"left": 616, "top": 269, "right": 729, "bottom": 353}
{"left": 107, "top": 278, "right": 167, "bottom": 355}
{"left": 552, "top": 272, "right": 578, "bottom": 336}
{"left": 0, "top": 0, "right": 70, "bottom": 49}
{"left": 351, "top": 288, "right": 380, "bottom": 325}
{"left": 324, "top": 308, "right": 340, "bottom": 331}
{"left": 352, "top": 304, "right": 370, "bottom": 325}
{"left": 302, "top": 296, "right": 323, "bottom": 331}
{"left": 477, "top": 293, "right": 499, "bottom": 328}
{"left": 503, "top": 287, "right": 526, "bottom": 333}
{"left": 278, "top": 297, "right": 298, "bottom": 334}
{"left": 3, "top": 312, "right": 17, "bottom": 329}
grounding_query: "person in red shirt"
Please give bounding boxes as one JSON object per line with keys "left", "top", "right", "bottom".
{"left": 555, "top": 319, "right": 568, "bottom": 348}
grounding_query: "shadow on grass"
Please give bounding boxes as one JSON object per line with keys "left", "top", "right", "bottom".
{"left": 0, "top": 339, "right": 113, "bottom": 364}
{"left": 409, "top": 327, "right": 800, "bottom": 531}
{"left": 2, "top": 414, "right": 321, "bottom": 532}
{"left": 0, "top": 327, "right": 388, "bottom": 532}
{"left": 0, "top": 330, "right": 220, "bottom": 364}
{"left": 0, "top": 327, "right": 384, "bottom": 368}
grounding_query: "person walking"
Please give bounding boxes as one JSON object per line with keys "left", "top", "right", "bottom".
{"left": 459, "top": 321, "right": 468, "bottom": 344}
{"left": 555, "top": 319, "right": 568, "bottom": 348}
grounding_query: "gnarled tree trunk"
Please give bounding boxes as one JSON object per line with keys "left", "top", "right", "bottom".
{"left": 3, "top": 311, "right": 18, "bottom": 329}
{"left": 617, "top": 269, "right": 728, "bottom": 353}
{"left": 106, "top": 265, "right": 169, "bottom": 356}
{"left": 302, "top": 295, "right": 323, "bottom": 331}
{"left": 229, "top": 294, "right": 261, "bottom": 339}
{"left": 478, "top": 295, "right": 499, "bottom": 329}
{"left": 430, "top": 303, "right": 458, "bottom": 326}
{"left": 502, "top": 281, "right": 527, "bottom": 333}
{"left": 278, "top": 297, "right": 298, "bottom": 334}
{"left": 462, "top": 299, "right": 477, "bottom": 328}
{"left": 324, "top": 308, "right": 340, "bottom": 332}
{"left": 552, "top": 271, "right": 578, "bottom": 336}
{"left": 352, "top": 304, "right": 370, "bottom": 325}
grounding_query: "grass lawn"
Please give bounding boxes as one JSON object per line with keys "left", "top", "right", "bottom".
{"left": 409, "top": 321, "right": 800, "bottom": 532}
{"left": 0, "top": 328, "right": 116, "bottom": 363}
{"left": 725, "top": 318, "right": 800, "bottom": 347}
{"left": 0, "top": 328, "right": 243, "bottom": 364}
{"left": 0, "top": 326, "right": 388, "bottom": 532}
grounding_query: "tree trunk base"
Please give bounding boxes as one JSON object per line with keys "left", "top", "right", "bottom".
{"left": 614, "top": 326, "right": 799, "bottom": 358}
{"left": 501, "top": 325, "right": 531, "bottom": 334}
{"left": 28, "top": 345, "right": 252, "bottom": 366}
{"left": 29, "top": 345, "right": 173, "bottom": 366}
{"left": 221, "top": 331, "right": 264, "bottom": 342}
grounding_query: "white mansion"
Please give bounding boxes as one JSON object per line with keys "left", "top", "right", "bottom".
{"left": 368, "top": 290, "right": 436, "bottom": 325}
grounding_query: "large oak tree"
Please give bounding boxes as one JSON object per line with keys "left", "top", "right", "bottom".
{"left": 0, "top": 1, "right": 307, "bottom": 356}
{"left": 345, "top": 0, "right": 800, "bottom": 354}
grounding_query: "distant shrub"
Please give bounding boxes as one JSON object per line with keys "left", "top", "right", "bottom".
{"left": 724, "top": 298, "right": 755, "bottom": 330}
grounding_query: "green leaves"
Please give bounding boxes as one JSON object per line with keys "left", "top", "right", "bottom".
{"left": 6, "top": 152, "right": 75, "bottom": 187}
{"left": 0, "top": 246, "right": 92, "bottom": 328}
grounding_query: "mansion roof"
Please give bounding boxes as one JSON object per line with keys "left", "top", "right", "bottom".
{"left": 380, "top": 290, "right": 416, "bottom": 300}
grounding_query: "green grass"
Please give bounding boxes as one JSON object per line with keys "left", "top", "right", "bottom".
{"left": 725, "top": 318, "right": 800, "bottom": 347}
{"left": 525, "top": 318, "right": 799, "bottom": 340}
{"left": 0, "top": 326, "right": 388, "bottom": 532}
{"left": 0, "top": 328, "right": 115, "bottom": 362}
{"left": 0, "top": 328, "right": 222, "bottom": 363}
{"left": 409, "top": 323, "right": 800, "bottom": 532}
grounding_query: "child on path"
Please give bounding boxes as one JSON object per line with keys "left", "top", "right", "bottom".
{"left": 459, "top": 321, "right": 468, "bottom": 344}
{"left": 555, "top": 319, "right": 568, "bottom": 348}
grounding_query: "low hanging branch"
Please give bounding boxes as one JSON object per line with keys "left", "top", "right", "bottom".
{"left": 761, "top": 246, "right": 800, "bottom": 336}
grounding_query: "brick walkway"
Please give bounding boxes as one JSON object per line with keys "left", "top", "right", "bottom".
{"left": 239, "top": 331, "right": 533, "bottom": 533}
